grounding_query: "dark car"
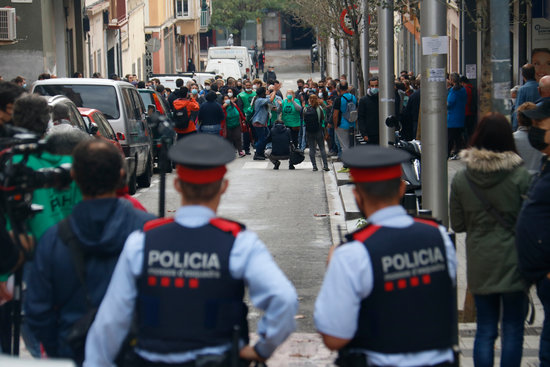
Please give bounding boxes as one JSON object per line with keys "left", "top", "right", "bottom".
{"left": 33, "top": 78, "right": 153, "bottom": 195}
{"left": 137, "top": 89, "right": 176, "bottom": 172}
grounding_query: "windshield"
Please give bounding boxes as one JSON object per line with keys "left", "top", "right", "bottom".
{"left": 35, "top": 85, "right": 120, "bottom": 119}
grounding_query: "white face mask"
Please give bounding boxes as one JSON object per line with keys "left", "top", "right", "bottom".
{"left": 205, "top": 85, "right": 211, "bottom": 91}
{"left": 318, "top": 92, "right": 323, "bottom": 98}
{"left": 224, "top": 99, "right": 231, "bottom": 105}
{"left": 227, "top": 92, "right": 233, "bottom": 97}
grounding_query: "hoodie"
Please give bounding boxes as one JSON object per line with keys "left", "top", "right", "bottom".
{"left": 450, "top": 148, "right": 531, "bottom": 294}
{"left": 24, "top": 198, "right": 155, "bottom": 360}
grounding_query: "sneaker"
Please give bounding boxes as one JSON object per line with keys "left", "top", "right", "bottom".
{"left": 245, "top": 151, "right": 251, "bottom": 155}
{"left": 238, "top": 151, "right": 246, "bottom": 158}
{"left": 253, "top": 154, "right": 266, "bottom": 161}
{"left": 312, "top": 167, "right": 318, "bottom": 172}
{"left": 337, "top": 167, "right": 350, "bottom": 173}
{"left": 323, "top": 167, "right": 330, "bottom": 171}
{"left": 449, "top": 154, "right": 461, "bottom": 161}
{"left": 289, "top": 164, "right": 295, "bottom": 170}
{"left": 273, "top": 161, "right": 280, "bottom": 170}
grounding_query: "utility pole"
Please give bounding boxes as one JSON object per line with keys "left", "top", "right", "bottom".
{"left": 490, "top": 0, "right": 511, "bottom": 116}
{"left": 340, "top": 39, "right": 346, "bottom": 78}
{"left": 420, "top": 0, "right": 448, "bottom": 226}
{"left": 361, "top": 0, "right": 370, "bottom": 89}
{"left": 377, "top": 0, "right": 395, "bottom": 147}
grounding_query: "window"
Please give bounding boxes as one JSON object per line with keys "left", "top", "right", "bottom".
{"left": 35, "top": 85, "right": 120, "bottom": 119}
{"left": 176, "top": 0, "right": 189, "bottom": 17}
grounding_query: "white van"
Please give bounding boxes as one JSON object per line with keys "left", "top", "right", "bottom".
{"left": 205, "top": 59, "right": 242, "bottom": 80}
{"left": 149, "top": 75, "right": 197, "bottom": 90}
{"left": 207, "top": 46, "right": 252, "bottom": 78}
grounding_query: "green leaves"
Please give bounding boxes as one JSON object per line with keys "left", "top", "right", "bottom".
{"left": 211, "top": 0, "right": 287, "bottom": 35}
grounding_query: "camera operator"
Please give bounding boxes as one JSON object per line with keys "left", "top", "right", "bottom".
{"left": 24, "top": 139, "right": 155, "bottom": 363}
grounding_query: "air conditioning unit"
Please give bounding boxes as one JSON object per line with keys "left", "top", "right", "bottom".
{"left": 0, "top": 8, "right": 16, "bottom": 42}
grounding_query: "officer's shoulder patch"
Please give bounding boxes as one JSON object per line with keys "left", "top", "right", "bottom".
{"left": 346, "top": 224, "right": 382, "bottom": 243}
{"left": 209, "top": 217, "right": 246, "bottom": 237}
{"left": 413, "top": 216, "right": 440, "bottom": 228}
{"left": 143, "top": 217, "right": 175, "bottom": 232}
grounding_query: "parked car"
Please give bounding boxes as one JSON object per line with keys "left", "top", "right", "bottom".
{"left": 46, "top": 95, "right": 90, "bottom": 133}
{"left": 33, "top": 78, "right": 153, "bottom": 195}
{"left": 137, "top": 89, "right": 176, "bottom": 172}
{"left": 148, "top": 75, "right": 200, "bottom": 91}
{"left": 78, "top": 107, "right": 124, "bottom": 156}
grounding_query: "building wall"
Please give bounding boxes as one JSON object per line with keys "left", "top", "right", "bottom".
{"left": 123, "top": 2, "right": 146, "bottom": 79}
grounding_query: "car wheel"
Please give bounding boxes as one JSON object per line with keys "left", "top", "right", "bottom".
{"left": 137, "top": 155, "right": 153, "bottom": 188}
{"left": 128, "top": 168, "right": 137, "bottom": 195}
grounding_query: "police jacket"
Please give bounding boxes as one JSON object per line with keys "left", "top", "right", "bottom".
{"left": 314, "top": 206, "right": 457, "bottom": 366}
{"left": 24, "top": 198, "right": 155, "bottom": 359}
{"left": 84, "top": 206, "right": 298, "bottom": 366}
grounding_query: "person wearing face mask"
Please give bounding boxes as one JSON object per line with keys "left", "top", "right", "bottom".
{"left": 516, "top": 101, "right": 550, "bottom": 367}
{"left": 222, "top": 95, "right": 246, "bottom": 157}
{"left": 358, "top": 77, "right": 380, "bottom": 145}
{"left": 281, "top": 90, "right": 302, "bottom": 149}
{"left": 237, "top": 81, "right": 256, "bottom": 155}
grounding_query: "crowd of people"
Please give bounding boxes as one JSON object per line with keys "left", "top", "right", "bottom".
{"left": 0, "top": 46, "right": 549, "bottom": 367}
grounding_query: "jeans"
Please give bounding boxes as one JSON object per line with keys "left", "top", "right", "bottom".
{"left": 537, "top": 276, "right": 550, "bottom": 367}
{"left": 473, "top": 291, "right": 528, "bottom": 367}
{"left": 306, "top": 130, "right": 328, "bottom": 169}
{"left": 447, "top": 127, "right": 465, "bottom": 156}
{"left": 198, "top": 124, "right": 221, "bottom": 135}
{"left": 242, "top": 130, "right": 252, "bottom": 153}
{"left": 298, "top": 124, "right": 307, "bottom": 150}
{"left": 253, "top": 125, "right": 269, "bottom": 155}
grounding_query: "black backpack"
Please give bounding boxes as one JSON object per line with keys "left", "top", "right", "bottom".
{"left": 303, "top": 106, "right": 321, "bottom": 133}
{"left": 173, "top": 99, "right": 190, "bottom": 129}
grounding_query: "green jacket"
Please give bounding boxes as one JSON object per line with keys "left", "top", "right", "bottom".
{"left": 11, "top": 152, "right": 82, "bottom": 241}
{"left": 237, "top": 90, "right": 256, "bottom": 117}
{"left": 450, "top": 148, "right": 531, "bottom": 295}
{"left": 281, "top": 98, "right": 302, "bottom": 127}
{"left": 225, "top": 104, "right": 241, "bottom": 129}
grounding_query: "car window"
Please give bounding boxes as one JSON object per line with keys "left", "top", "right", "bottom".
{"left": 138, "top": 91, "right": 154, "bottom": 108}
{"left": 121, "top": 88, "right": 144, "bottom": 137}
{"left": 94, "top": 112, "right": 116, "bottom": 140}
{"left": 81, "top": 115, "right": 91, "bottom": 129}
{"left": 67, "top": 103, "right": 87, "bottom": 131}
{"left": 35, "top": 84, "right": 120, "bottom": 119}
{"left": 130, "top": 89, "right": 145, "bottom": 118}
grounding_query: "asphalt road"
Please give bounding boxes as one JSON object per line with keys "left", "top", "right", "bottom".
{"left": 136, "top": 154, "right": 332, "bottom": 334}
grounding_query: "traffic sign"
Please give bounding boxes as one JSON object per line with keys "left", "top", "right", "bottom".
{"left": 340, "top": 6, "right": 358, "bottom": 36}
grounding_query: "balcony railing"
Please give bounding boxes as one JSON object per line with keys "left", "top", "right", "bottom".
{"left": 200, "top": 9, "right": 210, "bottom": 32}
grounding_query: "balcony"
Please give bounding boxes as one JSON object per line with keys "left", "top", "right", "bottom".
{"left": 200, "top": 9, "right": 210, "bottom": 32}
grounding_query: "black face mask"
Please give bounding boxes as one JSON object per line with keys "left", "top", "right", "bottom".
{"left": 528, "top": 126, "right": 550, "bottom": 151}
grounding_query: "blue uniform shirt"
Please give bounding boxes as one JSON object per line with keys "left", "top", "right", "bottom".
{"left": 314, "top": 205, "right": 457, "bottom": 366}
{"left": 84, "top": 205, "right": 298, "bottom": 367}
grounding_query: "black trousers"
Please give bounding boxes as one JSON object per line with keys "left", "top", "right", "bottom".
{"left": 447, "top": 127, "right": 464, "bottom": 156}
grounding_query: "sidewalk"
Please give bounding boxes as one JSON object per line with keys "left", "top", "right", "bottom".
{"left": 323, "top": 155, "right": 543, "bottom": 367}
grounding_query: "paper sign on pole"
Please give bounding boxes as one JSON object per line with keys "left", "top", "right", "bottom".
{"left": 422, "top": 36, "right": 449, "bottom": 55}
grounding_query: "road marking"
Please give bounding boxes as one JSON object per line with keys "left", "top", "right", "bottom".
{"left": 243, "top": 162, "right": 269, "bottom": 169}
{"left": 242, "top": 161, "right": 314, "bottom": 169}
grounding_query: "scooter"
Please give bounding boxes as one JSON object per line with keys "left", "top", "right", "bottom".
{"left": 385, "top": 116, "right": 422, "bottom": 214}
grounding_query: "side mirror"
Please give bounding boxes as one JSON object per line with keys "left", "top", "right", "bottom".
{"left": 88, "top": 122, "right": 99, "bottom": 135}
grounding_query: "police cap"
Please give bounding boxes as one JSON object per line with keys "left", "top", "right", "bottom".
{"left": 168, "top": 134, "right": 235, "bottom": 184}
{"left": 342, "top": 145, "right": 410, "bottom": 183}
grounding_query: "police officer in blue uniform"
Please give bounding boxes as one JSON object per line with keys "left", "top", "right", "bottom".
{"left": 314, "top": 145, "right": 457, "bottom": 367}
{"left": 84, "top": 134, "right": 298, "bottom": 367}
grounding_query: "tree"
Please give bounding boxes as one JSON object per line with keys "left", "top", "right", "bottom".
{"left": 210, "top": 0, "right": 285, "bottom": 46}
